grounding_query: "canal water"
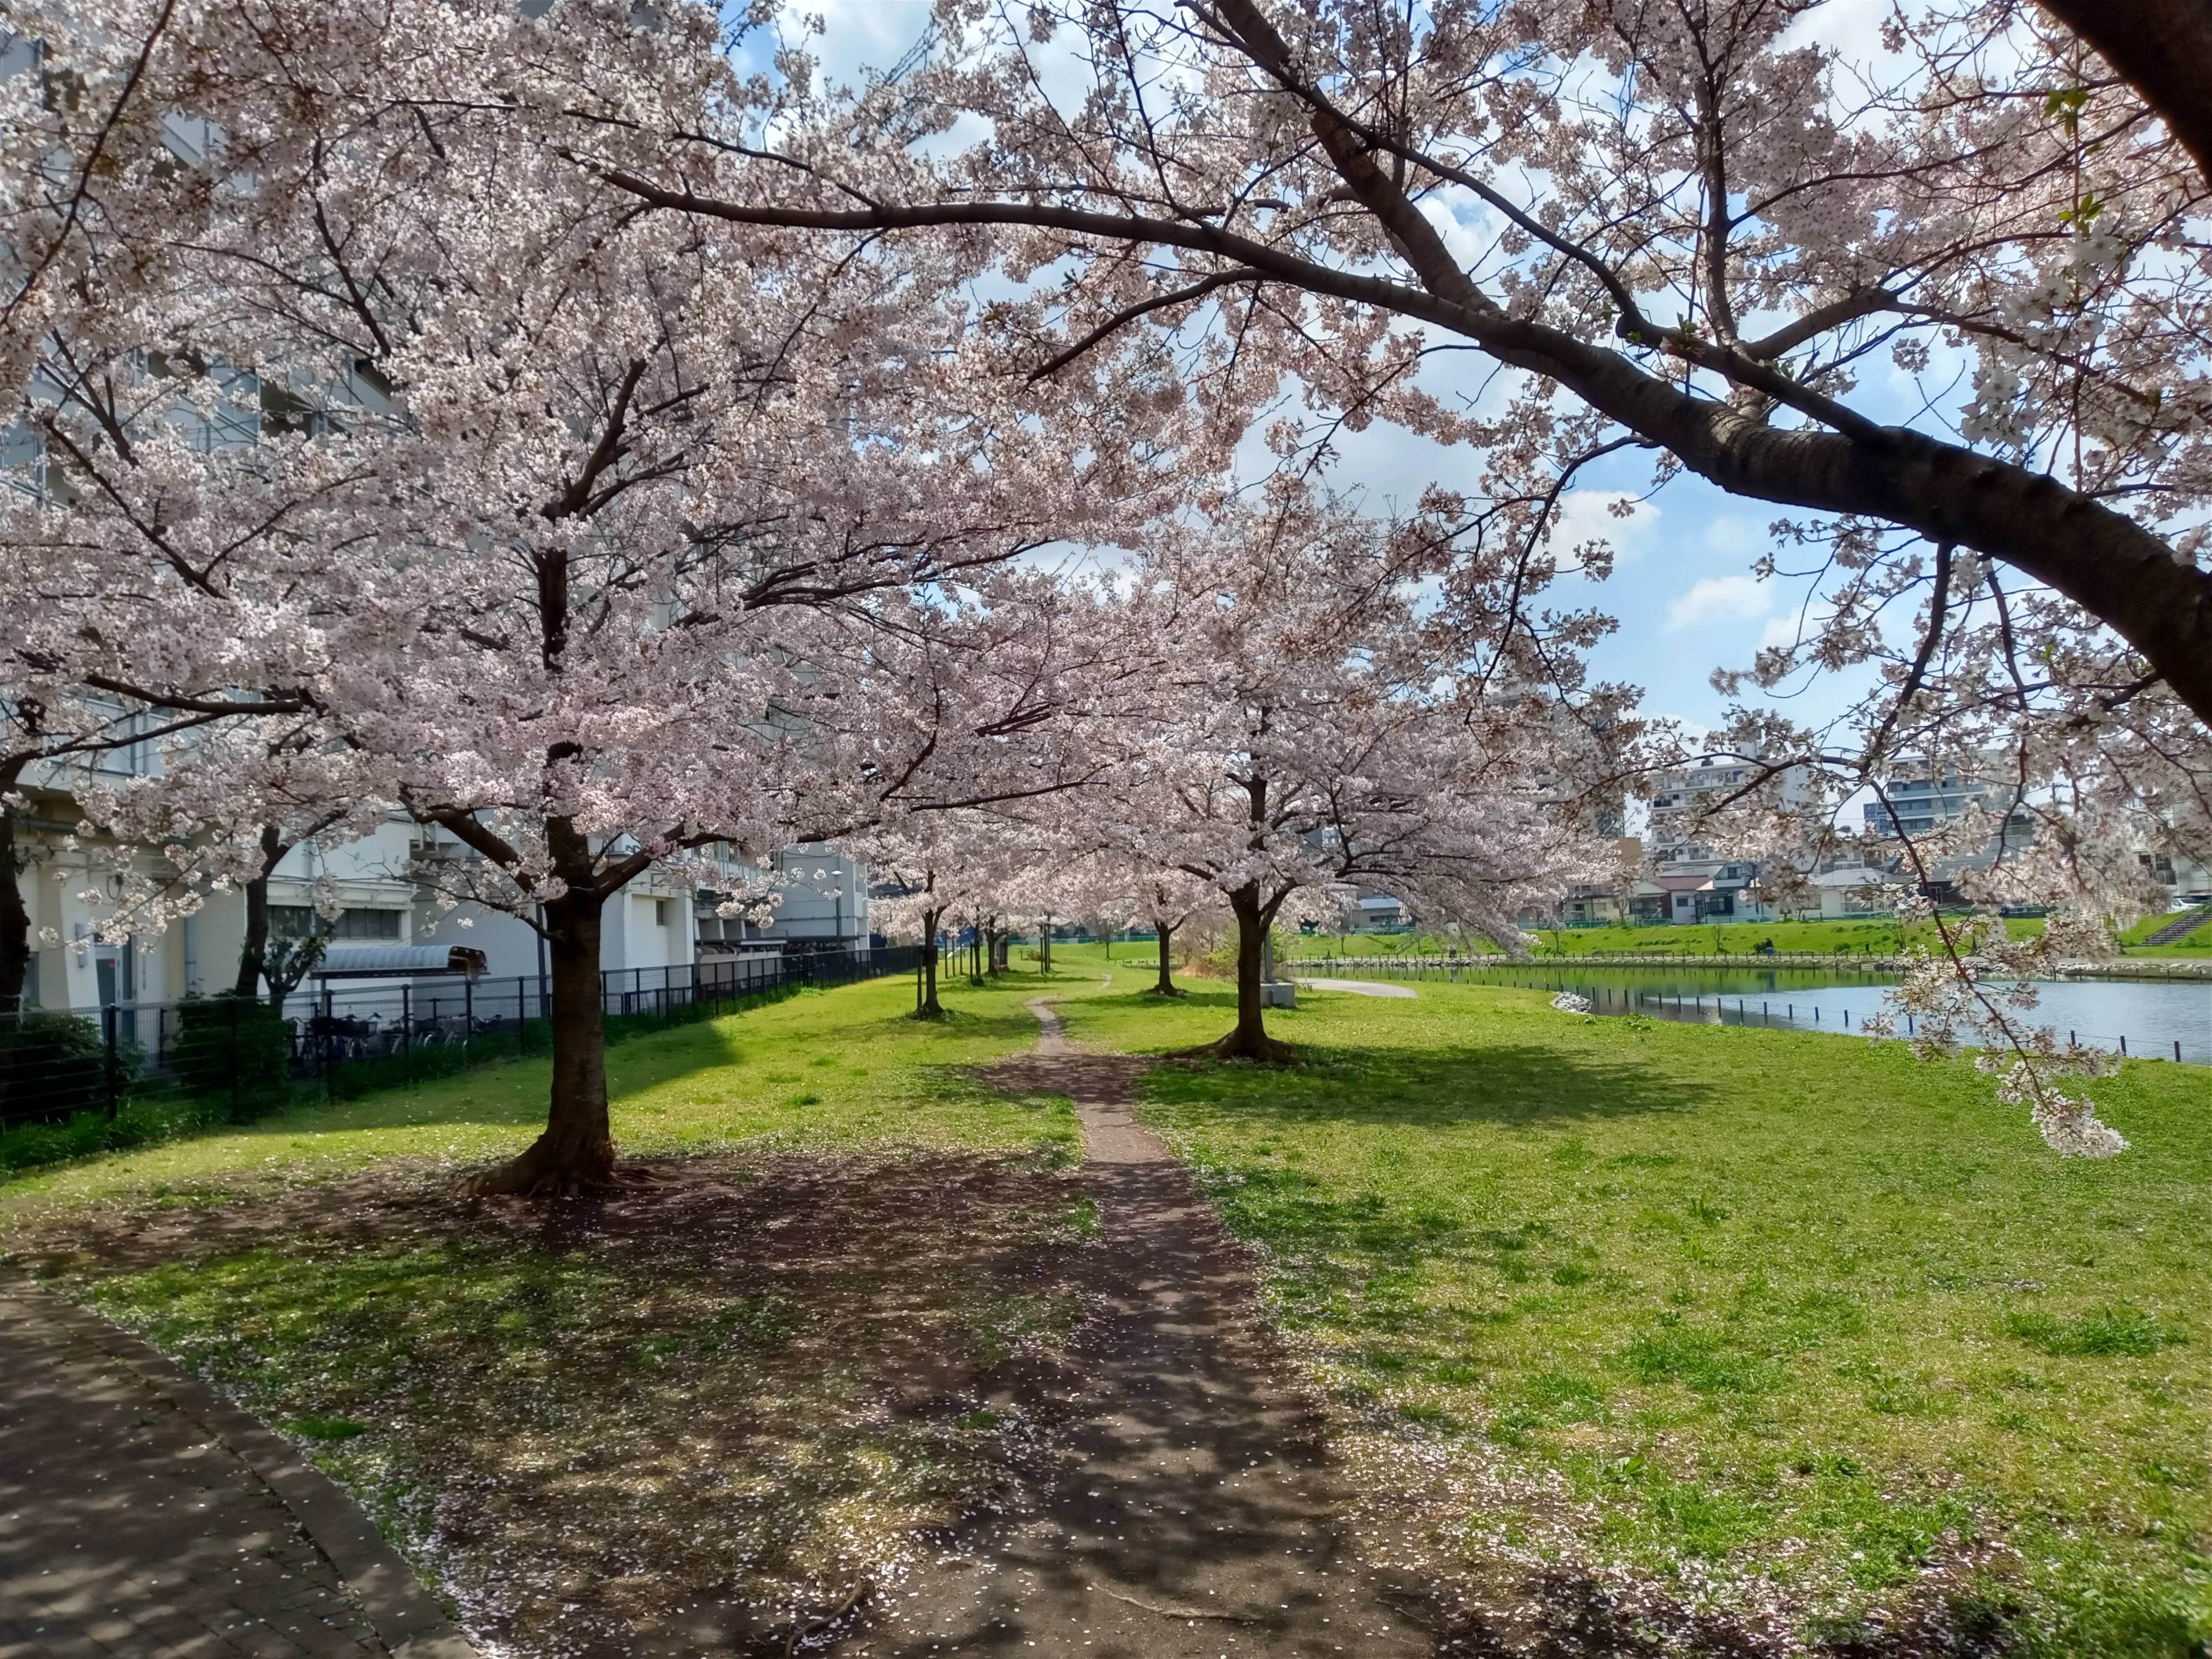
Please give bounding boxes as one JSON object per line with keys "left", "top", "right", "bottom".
{"left": 1306, "top": 962, "right": 2212, "bottom": 1065}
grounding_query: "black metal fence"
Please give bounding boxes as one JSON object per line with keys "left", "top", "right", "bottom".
{"left": 0, "top": 945, "right": 919, "bottom": 1131}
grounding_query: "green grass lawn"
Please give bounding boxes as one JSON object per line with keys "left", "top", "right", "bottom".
{"left": 0, "top": 971, "right": 1097, "bottom": 1223}
{"left": 1, "top": 966, "right": 1122, "bottom": 1650}
{"left": 6, "top": 951, "right": 2207, "bottom": 1653}
{"left": 1054, "top": 970, "right": 2212, "bottom": 1655}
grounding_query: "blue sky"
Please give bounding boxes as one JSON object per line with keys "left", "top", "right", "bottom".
{"left": 741, "top": 0, "right": 1921, "bottom": 740}
{"left": 1278, "top": 407, "right": 1854, "bottom": 738}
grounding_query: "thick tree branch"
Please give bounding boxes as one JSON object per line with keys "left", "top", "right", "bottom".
{"left": 602, "top": 51, "right": 2212, "bottom": 728}
{"left": 2040, "top": 0, "right": 2212, "bottom": 190}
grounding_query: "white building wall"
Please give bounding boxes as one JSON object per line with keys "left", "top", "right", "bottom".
{"left": 410, "top": 877, "right": 695, "bottom": 990}
{"left": 269, "top": 821, "right": 418, "bottom": 912}
{"left": 707, "top": 846, "right": 868, "bottom": 948}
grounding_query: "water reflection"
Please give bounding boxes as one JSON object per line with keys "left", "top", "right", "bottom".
{"left": 1313, "top": 962, "right": 2212, "bottom": 1065}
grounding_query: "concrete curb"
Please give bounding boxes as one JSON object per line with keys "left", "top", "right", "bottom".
{"left": 3, "top": 1279, "right": 479, "bottom": 1659}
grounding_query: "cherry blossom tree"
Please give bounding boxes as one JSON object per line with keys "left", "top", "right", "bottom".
{"left": 0, "top": 0, "right": 1181, "bottom": 1190}
{"left": 1059, "top": 855, "right": 1220, "bottom": 997}
{"left": 592, "top": 0, "right": 2212, "bottom": 737}
{"left": 577, "top": 0, "right": 2212, "bottom": 1026}
{"left": 0, "top": 685, "right": 300, "bottom": 1013}
{"left": 580, "top": 0, "right": 2208, "bottom": 1144}
{"left": 1083, "top": 489, "right": 1596, "bottom": 1061}
{"left": 1120, "top": 867, "right": 1220, "bottom": 999}
{"left": 863, "top": 821, "right": 1042, "bottom": 1018}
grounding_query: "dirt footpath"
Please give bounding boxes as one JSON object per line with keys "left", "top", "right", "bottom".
{"left": 847, "top": 1000, "right": 1432, "bottom": 1658}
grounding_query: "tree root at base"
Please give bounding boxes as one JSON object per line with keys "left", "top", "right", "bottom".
{"left": 458, "top": 1138, "right": 663, "bottom": 1198}
{"left": 1169, "top": 1030, "right": 1299, "bottom": 1064}
{"left": 1091, "top": 1584, "right": 1257, "bottom": 1622}
{"left": 785, "top": 1580, "right": 872, "bottom": 1653}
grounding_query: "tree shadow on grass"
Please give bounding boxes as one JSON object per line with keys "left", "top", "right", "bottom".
{"left": 49, "top": 1149, "right": 1102, "bottom": 1658}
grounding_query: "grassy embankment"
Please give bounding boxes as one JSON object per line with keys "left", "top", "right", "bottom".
{"left": 1052, "top": 958, "right": 2211, "bottom": 1654}
{"left": 1284, "top": 910, "right": 2212, "bottom": 960}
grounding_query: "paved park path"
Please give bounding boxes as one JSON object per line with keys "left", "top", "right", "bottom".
{"left": 1293, "top": 979, "right": 1418, "bottom": 999}
{"left": 0, "top": 1281, "right": 475, "bottom": 1659}
{"left": 848, "top": 999, "right": 1431, "bottom": 1659}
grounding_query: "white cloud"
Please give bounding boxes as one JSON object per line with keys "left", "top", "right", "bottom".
{"left": 1668, "top": 574, "right": 1771, "bottom": 631}
{"left": 1700, "top": 512, "right": 1767, "bottom": 557}
{"left": 798, "top": 1, "right": 933, "bottom": 86}
{"left": 1418, "top": 188, "right": 1498, "bottom": 272}
{"left": 1759, "top": 610, "right": 1806, "bottom": 651}
{"left": 1551, "top": 490, "right": 1659, "bottom": 571}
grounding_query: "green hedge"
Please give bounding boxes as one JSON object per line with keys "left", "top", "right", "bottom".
{"left": 0, "top": 1010, "right": 140, "bottom": 1124}
{"left": 171, "top": 993, "right": 293, "bottom": 1113}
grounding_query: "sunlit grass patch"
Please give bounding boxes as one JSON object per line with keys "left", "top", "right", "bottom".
{"left": 1, "top": 969, "right": 1104, "bottom": 1226}
{"left": 1053, "top": 974, "right": 2212, "bottom": 1653}
{"left": 2003, "top": 1304, "right": 2186, "bottom": 1358}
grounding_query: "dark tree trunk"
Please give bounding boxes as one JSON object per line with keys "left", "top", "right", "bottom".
{"left": 0, "top": 798, "right": 29, "bottom": 1016}
{"left": 1148, "top": 922, "right": 1184, "bottom": 996}
{"left": 232, "top": 825, "right": 288, "bottom": 1000}
{"left": 918, "top": 910, "right": 945, "bottom": 1017}
{"left": 466, "top": 887, "right": 617, "bottom": 1194}
{"left": 1180, "top": 886, "right": 1294, "bottom": 1061}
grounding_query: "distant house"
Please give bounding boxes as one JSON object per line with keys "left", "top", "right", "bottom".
{"left": 1807, "top": 865, "right": 1895, "bottom": 918}
{"left": 1356, "top": 892, "right": 1407, "bottom": 929}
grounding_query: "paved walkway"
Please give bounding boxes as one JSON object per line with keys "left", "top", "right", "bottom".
{"left": 848, "top": 1001, "right": 1431, "bottom": 1658}
{"left": 1295, "top": 977, "right": 1418, "bottom": 999}
{"left": 0, "top": 1282, "right": 474, "bottom": 1659}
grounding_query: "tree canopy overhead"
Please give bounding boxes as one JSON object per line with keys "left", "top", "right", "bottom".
{"left": 593, "top": 0, "right": 2212, "bottom": 708}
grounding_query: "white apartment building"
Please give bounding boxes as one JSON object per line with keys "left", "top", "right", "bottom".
{"left": 697, "top": 845, "right": 870, "bottom": 954}
{"left": 1861, "top": 760, "right": 2033, "bottom": 842}
{"left": 1646, "top": 752, "right": 1812, "bottom": 865}
{"left": 10, "top": 750, "right": 862, "bottom": 1013}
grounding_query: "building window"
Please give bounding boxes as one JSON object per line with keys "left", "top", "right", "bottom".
{"left": 270, "top": 906, "right": 402, "bottom": 940}
{"left": 654, "top": 899, "right": 672, "bottom": 928}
